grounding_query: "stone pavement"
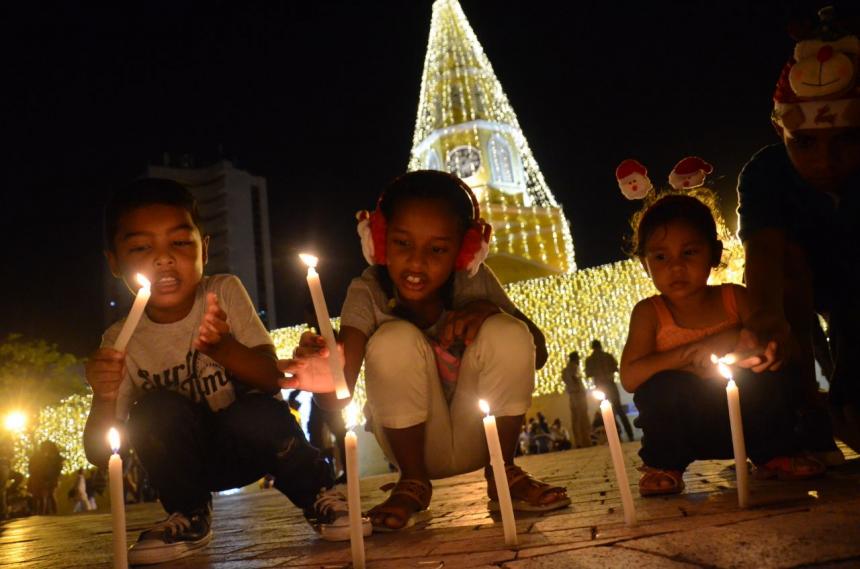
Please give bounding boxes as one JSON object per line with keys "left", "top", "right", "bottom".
{"left": 2, "top": 442, "right": 859, "bottom": 569}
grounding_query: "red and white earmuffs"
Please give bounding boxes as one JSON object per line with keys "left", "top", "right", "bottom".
{"left": 356, "top": 178, "right": 492, "bottom": 278}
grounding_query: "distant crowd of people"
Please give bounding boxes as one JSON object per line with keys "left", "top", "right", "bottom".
{"left": 0, "top": 434, "right": 153, "bottom": 521}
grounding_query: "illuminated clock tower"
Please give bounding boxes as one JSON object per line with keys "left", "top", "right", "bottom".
{"left": 408, "top": 0, "right": 576, "bottom": 282}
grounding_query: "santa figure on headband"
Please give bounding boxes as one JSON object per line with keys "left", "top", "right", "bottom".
{"left": 615, "top": 159, "right": 653, "bottom": 200}
{"left": 668, "top": 156, "right": 713, "bottom": 190}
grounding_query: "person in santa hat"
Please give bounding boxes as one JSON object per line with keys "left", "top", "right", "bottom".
{"left": 616, "top": 159, "right": 653, "bottom": 200}
{"left": 735, "top": 6, "right": 860, "bottom": 458}
{"left": 668, "top": 157, "right": 713, "bottom": 190}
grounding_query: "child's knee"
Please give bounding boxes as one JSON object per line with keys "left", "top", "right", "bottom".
{"left": 222, "top": 394, "right": 303, "bottom": 444}
{"left": 367, "top": 320, "right": 427, "bottom": 359}
{"left": 366, "top": 321, "right": 433, "bottom": 389}
{"left": 129, "top": 389, "right": 194, "bottom": 430}
{"left": 473, "top": 312, "right": 533, "bottom": 360}
{"left": 633, "top": 371, "right": 690, "bottom": 410}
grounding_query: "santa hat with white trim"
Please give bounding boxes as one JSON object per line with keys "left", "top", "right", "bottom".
{"left": 668, "top": 156, "right": 713, "bottom": 190}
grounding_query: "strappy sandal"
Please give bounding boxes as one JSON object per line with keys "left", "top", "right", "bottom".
{"left": 487, "top": 464, "right": 571, "bottom": 512}
{"left": 368, "top": 479, "right": 433, "bottom": 532}
{"left": 638, "top": 465, "right": 685, "bottom": 496}
{"left": 753, "top": 455, "right": 825, "bottom": 481}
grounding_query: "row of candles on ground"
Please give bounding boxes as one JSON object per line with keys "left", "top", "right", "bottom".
{"left": 107, "top": 256, "right": 751, "bottom": 568}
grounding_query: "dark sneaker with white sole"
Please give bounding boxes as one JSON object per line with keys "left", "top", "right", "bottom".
{"left": 303, "top": 486, "right": 372, "bottom": 542}
{"left": 127, "top": 507, "right": 213, "bottom": 565}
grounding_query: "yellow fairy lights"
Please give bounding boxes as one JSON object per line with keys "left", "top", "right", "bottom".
{"left": 408, "top": 0, "right": 576, "bottom": 282}
{"left": 8, "top": 394, "right": 92, "bottom": 476}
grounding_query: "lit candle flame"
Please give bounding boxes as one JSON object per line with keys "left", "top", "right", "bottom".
{"left": 710, "top": 353, "right": 737, "bottom": 365}
{"left": 478, "top": 399, "right": 490, "bottom": 416}
{"left": 592, "top": 389, "right": 606, "bottom": 402}
{"left": 711, "top": 353, "right": 734, "bottom": 381}
{"left": 345, "top": 402, "right": 360, "bottom": 430}
{"left": 298, "top": 253, "right": 319, "bottom": 269}
{"left": 108, "top": 427, "right": 121, "bottom": 454}
{"left": 136, "top": 273, "right": 151, "bottom": 290}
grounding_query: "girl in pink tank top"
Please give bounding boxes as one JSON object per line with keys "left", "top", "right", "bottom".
{"left": 619, "top": 194, "right": 823, "bottom": 496}
{"left": 621, "top": 195, "right": 750, "bottom": 394}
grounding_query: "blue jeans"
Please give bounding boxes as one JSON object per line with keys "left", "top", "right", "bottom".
{"left": 127, "top": 390, "right": 333, "bottom": 514}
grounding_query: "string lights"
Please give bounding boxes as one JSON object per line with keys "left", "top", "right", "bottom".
{"left": 407, "top": 0, "right": 576, "bottom": 280}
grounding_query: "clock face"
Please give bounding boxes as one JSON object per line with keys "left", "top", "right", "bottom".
{"left": 446, "top": 146, "right": 481, "bottom": 179}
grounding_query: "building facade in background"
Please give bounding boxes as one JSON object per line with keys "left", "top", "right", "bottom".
{"left": 408, "top": 0, "right": 576, "bottom": 283}
{"left": 104, "top": 160, "right": 277, "bottom": 329}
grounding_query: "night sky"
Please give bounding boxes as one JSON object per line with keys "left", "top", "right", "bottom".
{"left": 1, "top": 1, "right": 838, "bottom": 356}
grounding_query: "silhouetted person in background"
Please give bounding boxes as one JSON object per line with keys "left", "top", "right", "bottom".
{"left": 586, "top": 340, "right": 634, "bottom": 441}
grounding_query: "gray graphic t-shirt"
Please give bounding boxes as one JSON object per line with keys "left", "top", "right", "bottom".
{"left": 101, "top": 274, "right": 273, "bottom": 419}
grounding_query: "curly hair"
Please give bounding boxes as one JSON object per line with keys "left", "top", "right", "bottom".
{"left": 627, "top": 189, "right": 722, "bottom": 260}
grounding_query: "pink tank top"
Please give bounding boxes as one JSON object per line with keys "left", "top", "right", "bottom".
{"left": 652, "top": 285, "right": 740, "bottom": 352}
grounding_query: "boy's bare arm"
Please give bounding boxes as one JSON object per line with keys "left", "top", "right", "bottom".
{"left": 83, "top": 398, "right": 119, "bottom": 467}
{"left": 204, "top": 338, "right": 283, "bottom": 394}
{"left": 193, "top": 293, "right": 283, "bottom": 393}
{"left": 83, "top": 348, "right": 125, "bottom": 467}
{"left": 741, "top": 229, "right": 791, "bottom": 361}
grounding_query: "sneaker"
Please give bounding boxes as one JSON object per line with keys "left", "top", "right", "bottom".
{"left": 128, "top": 507, "right": 213, "bottom": 566}
{"left": 303, "top": 486, "right": 371, "bottom": 542}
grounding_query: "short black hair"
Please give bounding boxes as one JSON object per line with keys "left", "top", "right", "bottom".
{"left": 591, "top": 339, "right": 602, "bottom": 350}
{"left": 104, "top": 178, "right": 202, "bottom": 250}
{"left": 568, "top": 351, "right": 579, "bottom": 361}
{"left": 379, "top": 170, "right": 476, "bottom": 235}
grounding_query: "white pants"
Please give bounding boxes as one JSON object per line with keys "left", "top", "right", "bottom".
{"left": 365, "top": 313, "right": 535, "bottom": 479}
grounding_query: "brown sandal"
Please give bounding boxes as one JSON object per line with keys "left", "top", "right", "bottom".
{"left": 487, "top": 464, "right": 571, "bottom": 512}
{"left": 368, "top": 479, "right": 433, "bottom": 532}
{"left": 638, "top": 465, "right": 685, "bottom": 496}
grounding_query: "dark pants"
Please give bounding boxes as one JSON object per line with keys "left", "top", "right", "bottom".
{"left": 634, "top": 370, "right": 797, "bottom": 471}
{"left": 596, "top": 381, "right": 635, "bottom": 441}
{"left": 127, "top": 390, "right": 333, "bottom": 515}
{"left": 308, "top": 399, "right": 347, "bottom": 476}
{"left": 829, "top": 291, "right": 860, "bottom": 407}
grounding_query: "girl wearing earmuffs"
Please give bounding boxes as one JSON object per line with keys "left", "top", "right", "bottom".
{"left": 337, "top": 170, "right": 569, "bottom": 531}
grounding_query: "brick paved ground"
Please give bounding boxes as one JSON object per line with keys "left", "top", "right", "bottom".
{"left": 2, "top": 442, "right": 859, "bottom": 568}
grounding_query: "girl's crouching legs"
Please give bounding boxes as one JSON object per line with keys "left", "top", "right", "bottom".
{"left": 365, "top": 321, "right": 437, "bottom": 531}
{"left": 464, "top": 314, "right": 569, "bottom": 511}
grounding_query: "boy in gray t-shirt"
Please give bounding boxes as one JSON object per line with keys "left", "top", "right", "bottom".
{"left": 83, "top": 179, "right": 368, "bottom": 566}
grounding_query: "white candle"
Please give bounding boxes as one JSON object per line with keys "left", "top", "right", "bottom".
{"left": 299, "top": 254, "right": 350, "bottom": 399}
{"left": 107, "top": 428, "right": 128, "bottom": 569}
{"left": 113, "top": 274, "right": 151, "bottom": 352}
{"left": 713, "top": 355, "right": 749, "bottom": 508}
{"left": 344, "top": 404, "right": 365, "bottom": 569}
{"left": 593, "top": 390, "right": 636, "bottom": 525}
{"left": 479, "top": 400, "right": 517, "bottom": 545}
